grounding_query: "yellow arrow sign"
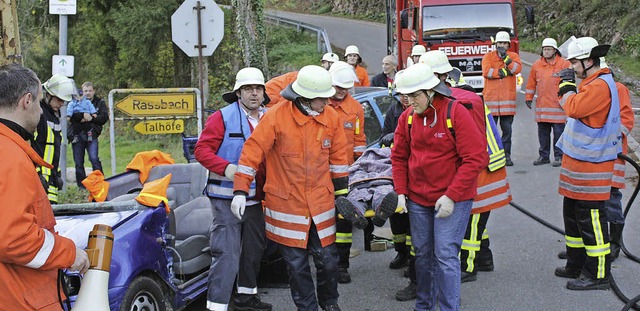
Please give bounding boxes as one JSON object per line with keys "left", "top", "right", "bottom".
{"left": 134, "top": 119, "right": 185, "bottom": 135}
{"left": 115, "top": 93, "right": 196, "bottom": 116}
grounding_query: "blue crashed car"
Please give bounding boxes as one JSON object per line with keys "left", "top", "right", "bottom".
{"left": 55, "top": 163, "right": 211, "bottom": 311}
{"left": 352, "top": 86, "right": 400, "bottom": 146}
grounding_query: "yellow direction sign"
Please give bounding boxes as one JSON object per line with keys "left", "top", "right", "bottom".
{"left": 116, "top": 93, "right": 195, "bottom": 116}
{"left": 134, "top": 119, "right": 185, "bottom": 135}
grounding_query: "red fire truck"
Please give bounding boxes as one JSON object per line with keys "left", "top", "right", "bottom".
{"left": 385, "top": 0, "right": 534, "bottom": 93}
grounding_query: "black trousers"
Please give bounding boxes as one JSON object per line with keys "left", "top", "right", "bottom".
{"left": 460, "top": 212, "right": 492, "bottom": 274}
{"left": 563, "top": 197, "right": 611, "bottom": 279}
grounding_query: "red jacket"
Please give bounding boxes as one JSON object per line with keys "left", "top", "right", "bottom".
{"left": 0, "top": 122, "right": 77, "bottom": 311}
{"left": 391, "top": 95, "right": 487, "bottom": 206}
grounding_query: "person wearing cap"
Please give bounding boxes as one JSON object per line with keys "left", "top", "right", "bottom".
{"left": 481, "top": 31, "right": 522, "bottom": 166}
{"left": 371, "top": 55, "right": 398, "bottom": 89}
{"left": 0, "top": 64, "right": 90, "bottom": 311}
{"left": 194, "top": 67, "right": 272, "bottom": 311}
{"left": 553, "top": 36, "right": 620, "bottom": 291}
{"left": 326, "top": 61, "right": 367, "bottom": 284}
{"left": 233, "top": 65, "right": 349, "bottom": 311}
{"left": 322, "top": 52, "right": 340, "bottom": 70}
{"left": 344, "top": 45, "right": 370, "bottom": 87}
{"left": 421, "top": 50, "right": 512, "bottom": 284}
{"left": 31, "top": 73, "right": 77, "bottom": 204}
{"left": 68, "top": 81, "right": 109, "bottom": 188}
{"left": 391, "top": 63, "right": 487, "bottom": 311}
{"left": 524, "top": 38, "right": 571, "bottom": 167}
{"left": 407, "top": 45, "right": 426, "bottom": 67}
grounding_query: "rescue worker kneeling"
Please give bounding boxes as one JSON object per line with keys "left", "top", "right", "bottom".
{"left": 233, "top": 65, "right": 349, "bottom": 311}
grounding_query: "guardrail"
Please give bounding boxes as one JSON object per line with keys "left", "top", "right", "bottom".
{"left": 264, "top": 14, "right": 332, "bottom": 54}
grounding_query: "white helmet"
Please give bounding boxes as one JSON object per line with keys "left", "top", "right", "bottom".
{"left": 329, "top": 61, "right": 357, "bottom": 89}
{"left": 394, "top": 63, "right": 451, "bottom": 97}
{"left": 542, "top": 38, "right": 558, "bottom": 50}
{"left": 495, "top": 31, "right": 511, "bottom": 43}
{"left": 43, "top": 74, "right": 77, "bottom": 101}
{"left": 566, "top": 36, "right": 610, "bottom": 60}
{"left": 322, "top": 52, "right": 340, "bottom": 63}
{"left": 418, "top": 50, "right": 453, "bottom": 74}
{"left": 411, "top": 45, "right": 426, "bottom": 56}
{"left": 223, "top": 67, "right": 268, "bottom": 103}
{"left": 345, "top": 45, "right": 360, "bottom": 56}
{"left": 292, "top": 65, "right": 336, "bottom": 99}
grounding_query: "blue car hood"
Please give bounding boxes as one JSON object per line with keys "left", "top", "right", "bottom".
{"left": 55, "top": 211, "right": 137, "bottom": 249}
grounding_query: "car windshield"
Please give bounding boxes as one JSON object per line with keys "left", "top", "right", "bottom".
{"left": 422, "top": 3, "right": 514, "bottom": 40}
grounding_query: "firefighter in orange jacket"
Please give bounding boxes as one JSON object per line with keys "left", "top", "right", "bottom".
{"left": 0, "top": 64, "right": 90, "bottom": 310}
{"left": 554, "top": 37, "right": 618, "bottom": 290}
{"left": 233, "top": 65, "right": 349, "bottom": 311}
{"left": 421, "top": 50, "right": 512, "bottom": 283}
{"left": 482, "top": 31, "right": 522, "bottom": 166}
{"left": 345, "top": 45, "right": 370, "bottom": 87}
{"left": 265, "top": 71, "right": 298, "bottom": 107}
{"left": 525, "top": 38, "right": 572, "bottom": 167}
{"left": 327, "top": 61, "right": 367, "bottom": 284}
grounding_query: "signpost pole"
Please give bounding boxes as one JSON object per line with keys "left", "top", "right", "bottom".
{"left": 59, "top": 14, "right": 68, "bottom": 191}
{"left": 196, "top": 1, "right": 207, "bottom": 127}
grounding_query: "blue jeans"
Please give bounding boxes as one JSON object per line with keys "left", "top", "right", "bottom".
{"left": 537, "top": 122, "right": 565, "bottom": 159}
{"left": 279, "top": 223, "right": 339, "bottom": 311}
{"left": 72, "top": 138, "right": 102, "bottom": 187}
{"left": 605, "top": 187, "right": 624, "bottom": 224}
{"left": 408, "top": 199, "right": 472, "bottom": 311}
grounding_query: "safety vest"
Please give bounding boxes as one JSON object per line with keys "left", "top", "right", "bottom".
{"left": 445, "top": 102, "right": 505, "bottom": 171}
{"left": 34, "top": 118, "right": 61, "bottom": 203}
{"left": 556, "top": 73, "right": 622, "bottom": 163}
{"left": 205, "top": 103, "right": 257, "bottom": 199}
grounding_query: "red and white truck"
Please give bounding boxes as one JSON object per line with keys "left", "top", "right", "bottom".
{"left": 386, "top": 0, "right": 534, "bottom": 93}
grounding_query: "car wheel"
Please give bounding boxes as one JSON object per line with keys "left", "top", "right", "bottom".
{"left": 120, "top": 276, "right": 167, "bottom": 311}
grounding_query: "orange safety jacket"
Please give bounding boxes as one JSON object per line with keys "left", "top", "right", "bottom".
{"left": 613, "top": 82, "right": 635, "bottom": 189}
{"left": 82, "top": 170, "right": 110, "bottom": 202}
{"left": 558, "top": 68, "right": 616, "bottom": 201}
{"left": 525, "top": 56, "right": 571, "bottom": 123}
{"left": 482, "top": 50, "right": 522, "bottom": 116}
{"left": 0, "top": 122, "right": 77, "bottom": 311}
{"left": 265, "top": 71, "right": 298, "bottom": 108}
{"left": 125, "top": 150, "right": 175, "bottom": 184}
{"left": 354, "top": 65, "right": 370, "bottom": 87}
{"left": 450, "top": 87, "right": 512, "bottom": 214}
{"left": 234, "top": 102, "right": 349, "bottom": 249}
{"left": 329, "top": 93, "right": 366, "bottom": 163}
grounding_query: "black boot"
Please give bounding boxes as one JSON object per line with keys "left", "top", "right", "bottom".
{"left": 554, "top": 266, "right": 581, "bottom": 279}
{"left": 336, "top": 197, "right": 368, "bottom": 229}
{"left": 372, "top": 191, "right": 398, "bottom": 227}
{"left": 610, "top": 223, "right": 624, "bottom": 261}
{"left": 395, "top": 281, "right": 417, "bottom": 301}
{"left": 234, "top": 296, "right": 273, "bottom": 311}
{"left": 337, "top": 267, "right": 351, "bottom": 284}
{"left": 389, "top": 251, "right": 409, "bottom": 269}
{"left": 566, "top": 273, "right": 610, "bottom": 290}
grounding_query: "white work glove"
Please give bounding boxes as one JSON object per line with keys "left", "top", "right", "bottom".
{"left": 70, "top": 247, "right": 91, "bottom": 274}
{"left": 231, "top": 195, "right": 246, "bottom": 220}
{"left": 224, "top": 164, "right": 237, "bottom": 181}
{"left": 395, "top": 194, "right": 408, "bottom": 214}
{"left": 435, "top": 195, "right": 454, "bottom": 218}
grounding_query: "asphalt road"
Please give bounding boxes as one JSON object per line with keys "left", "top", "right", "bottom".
{"left": 186, "top": 13, "right": 640, "bottom": 311}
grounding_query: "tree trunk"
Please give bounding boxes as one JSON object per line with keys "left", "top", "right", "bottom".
{"left": 232, "top": 0, "right": 269, "bottom": 77}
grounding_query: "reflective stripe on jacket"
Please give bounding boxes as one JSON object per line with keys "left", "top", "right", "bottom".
{"left": 482, "top": 51, "right": 522, "bottom": 116}
{"left": 205, "top": 103, "right": 257, "bottom": 199}
{"left": 0, "top": 122, "right": 77, "bottom": 311}
{"left": 329, "top": 94, "right": 366, "bottom": 163}
{"left": 472, "top": 167, "right": 511, "bottom": 213}
{"left": 557, "top": 73, "right": 621, "bottom": 163}
{"left": 558, "top": 68, "right": 618, "bottom": 200}
{"left": 525, "top": 56, "right": 571, "bottom": 123}
{"left": 234, "top": 102, "right": 349, "bottom": 248}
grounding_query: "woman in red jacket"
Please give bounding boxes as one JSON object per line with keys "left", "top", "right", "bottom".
{"left": 391, "top": 63, "right": 487, "bottom": 311}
